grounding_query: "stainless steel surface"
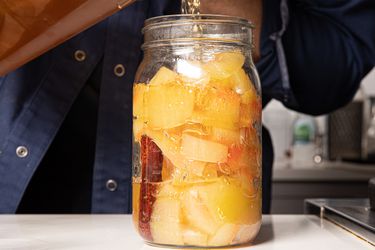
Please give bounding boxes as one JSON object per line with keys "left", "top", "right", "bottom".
{"left": 328, "top": 101, "right": 363, "bottom": 160}
{"left": 272, "top": 164, "right": 374, "bottom": 214}
{"left": 370, "top": 178, "right": 375, "bottom": 210}
{"left": 305, "top": 198, "right": 375, "bottom": 245}
{"left": 328, "top": 96, "right": 375, "bottom": 162}
{"left": 366, "top": 97, "right": 375, "bottom": 157}
{"left": 324, "top": 210, "right": 375, "bottom": 246}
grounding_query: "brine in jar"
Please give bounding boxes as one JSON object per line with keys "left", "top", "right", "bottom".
{"left": 132, "top": 14, "right": 262, "bottom": 248}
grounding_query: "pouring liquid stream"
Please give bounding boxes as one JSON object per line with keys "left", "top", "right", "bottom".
{"left": 181, "top": 0, "right": 204, "bottom": 59}
{"left": 181, "top": 0, "right": 201, "bottom": 14}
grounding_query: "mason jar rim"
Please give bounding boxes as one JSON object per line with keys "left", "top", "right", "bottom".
{"left": 143, "top": 14, "right": 254, "bottom": 31}
{"left": 142, "top": 14, "right": 254, "bottom": 50}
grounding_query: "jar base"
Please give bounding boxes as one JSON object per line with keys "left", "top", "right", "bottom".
{"left": 143, "top": 221, "right": 262, "bottom": 249}
{"left": 145, "top": 240, "right": 255, "bottom": 249}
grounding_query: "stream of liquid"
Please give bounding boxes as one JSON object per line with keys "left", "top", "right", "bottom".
{"left": 181, "top": 0, "right": 201, "bottom": 14}
{"left": 181, "top": 0, "right": 204, "bottom": 60}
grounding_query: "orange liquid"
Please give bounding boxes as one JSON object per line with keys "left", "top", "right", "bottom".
{"left": 0, "top": 0, "right": 135, "bottom": 76}
{"left": 132, "top": 52, "right": 262, "bottom": 246}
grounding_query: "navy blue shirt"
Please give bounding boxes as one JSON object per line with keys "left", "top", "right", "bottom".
{"left": 0, "top": 0, "right": 374, "bottom": 214}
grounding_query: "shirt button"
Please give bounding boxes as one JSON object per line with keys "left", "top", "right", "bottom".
{"left": 106, "top": 179, "right": 118, "bottom": 192}
{"left": 114, "top": 64, "right": 126, "bottom": 77}
{"left": 74, "top": 50, "right": 86, "bottom": 62}
{"left": 16, "top": 146, "right": 28, "bottom": 158}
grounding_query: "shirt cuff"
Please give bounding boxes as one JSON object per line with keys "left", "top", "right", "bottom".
{"left": 256, "top": 0, "right": 298, "bottom": 108}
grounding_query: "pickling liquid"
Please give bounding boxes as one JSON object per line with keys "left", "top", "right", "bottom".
{"left": 0, "top": 0, "right": 135, "bottom": 76}
{"left": 132, "top": 50, "right": 262, "bottom": 246}
{"left": 181, "top": 0, "right": 201, "bottom": 14}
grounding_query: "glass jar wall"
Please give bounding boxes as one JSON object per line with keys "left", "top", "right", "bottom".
{"left": 132, "top": 15, "right": 262, "bottom": 248}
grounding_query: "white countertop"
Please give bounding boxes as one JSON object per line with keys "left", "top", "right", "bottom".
{"left": 0, "top": 215, "right": 372, "bottom": 250}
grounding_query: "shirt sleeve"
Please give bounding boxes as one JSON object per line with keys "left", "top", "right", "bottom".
{"left": 258, "top": 0, "right": 375, "bottom": 115}
{"left": 0, "top": 76, "right": 4, "bottom": 89}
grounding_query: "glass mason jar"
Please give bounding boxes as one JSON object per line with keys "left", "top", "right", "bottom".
{"left": 132, "top": 15, "right": 262, "bottom": 248}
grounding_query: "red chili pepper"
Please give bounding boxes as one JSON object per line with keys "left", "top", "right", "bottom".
{"left": 138, "top": 135, "right": 163, "bottom": 241}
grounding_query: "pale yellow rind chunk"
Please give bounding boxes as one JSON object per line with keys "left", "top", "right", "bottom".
{"left": 208, "top": 224, "right": 239, "bottom": 246}
{"left": 211, "top": 127, "right": 240, "bottom": 146}
{"left": 181, "top": 134, "right": 228, "bottom": 163}
{"left": 149, "top": 66, "right": 178, "bottom": 85}
{"left": 204, "top": 52, "right": 245, "bottom": 80}
{"left": 145, "top": 129, "right": 185, "bottom": 170}
{"left": 230, "top": 68, "right": 253, "bottom": 94}
{"left": 182, "top": 229, "right": 209, "bottom": 246}
{"left": 193, "top": 88, "right": 241, "bottom": 130}
{"left": 150, "top": 197, "right": 184, "bottom": 245}
{"left": 145, "top": 83, "right": 195, "bottom": 129}
{"left": 133, "top": 118, "right": 144, "bottom": 142}
{"left": 176, "top": 60, "right": 211, "bottom": 87}
{"left": 182, "top": 189, "right": 220, "bottom": 235}
{"left": 133, "top": 83, "right": 147, "bottom": 118}
{"left": 191, "top": 177, "right": 260, "bottom": 225}
{"left": 133, "top": 83, "right": 148, "bottom": 141}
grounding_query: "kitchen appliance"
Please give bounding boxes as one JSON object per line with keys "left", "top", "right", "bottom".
{"left": 305, "top": 178, "right": 375, "bottom": 246}
{"left": 327, "top": 96, "right": 375, "bottom": 163}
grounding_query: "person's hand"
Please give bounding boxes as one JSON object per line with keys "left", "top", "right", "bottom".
{"left": 200, "top": 0, "right": 263, "bottom": 62}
